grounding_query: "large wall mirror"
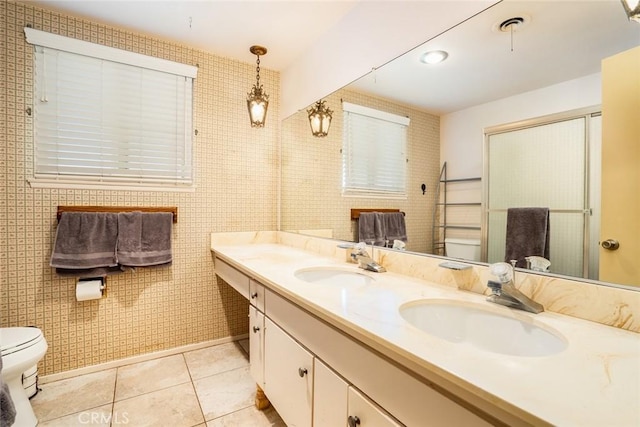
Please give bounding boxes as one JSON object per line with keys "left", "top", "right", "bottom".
{"left": 280, "top": 0, "right": 640, "bottom": 289}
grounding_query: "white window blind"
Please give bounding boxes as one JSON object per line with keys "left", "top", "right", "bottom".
{"left": 25, "top": 28, "right": 197, "bottom": 190}
{"left": 342, "top": 102, "right": 410, "bottom": 197}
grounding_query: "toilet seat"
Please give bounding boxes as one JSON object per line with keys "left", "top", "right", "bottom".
{"left": 1, "top": 327, "right": 44, "bottom": 357}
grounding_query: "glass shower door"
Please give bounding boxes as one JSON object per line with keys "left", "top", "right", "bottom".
{"left": 486, "top": 116, "right": 588, "bottom": 278}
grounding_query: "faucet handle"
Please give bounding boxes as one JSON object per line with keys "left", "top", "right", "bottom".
{"left": 487, "top": 280, "right": 503, "bottom": 295}
{"left": 489, "top": 262, "right": 513, "bottom": 283}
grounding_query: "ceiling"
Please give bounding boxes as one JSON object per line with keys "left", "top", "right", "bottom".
{"left": 22, "top": 1, "right": 640, "bottom": 116}
{"left": 349, "top": 0, "right": 640, "bottom": 114}
{"left": 22, "top": 0, "right": 359, "bottom": 70}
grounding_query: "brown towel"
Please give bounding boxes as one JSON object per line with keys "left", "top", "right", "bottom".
{"left": 50, "top": 212, "right": 118, "bottom": 269}
{"left": 505, "top": 207, "right": 550, "bottom": 268}
{"left": 117, "top": 212, "right": 173, "bottom": 267}
{"left": 383, "top": 212, "right": 407, "bottom": 242}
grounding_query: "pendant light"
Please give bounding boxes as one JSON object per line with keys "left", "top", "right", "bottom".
{"left": 307, "top": 100, "right": 333, "bottom": 137}
{"left": 247, "top": 45, "right": 269, "bottom": 127}
{"left": 621, "top": 0, "right": 640, "bottom": 22}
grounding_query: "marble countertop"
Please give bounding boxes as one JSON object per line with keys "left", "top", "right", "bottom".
{"left": 211, "top": 238, "right": 640, "bottom": 427}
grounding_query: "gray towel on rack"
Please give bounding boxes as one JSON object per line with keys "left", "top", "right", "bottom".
{"left": 505, "top": 207, "right": 550, "bottom": 268}
{"left": 117, "top": 212, "right": 173, "bottom": 267}
{"left": 358, "top": 212, "right": 386, "bottom": 246}
{"left": 1, "top": 351, "right": 17, "bottom": 427}
{"left": 50, "top": 212, "right": 119, "bottom": 270}
{"left": 54, "top": 265, "right": 127, "bottom": 278}
{"left": 383, "top": 212, "right": 407, "bottom": 242}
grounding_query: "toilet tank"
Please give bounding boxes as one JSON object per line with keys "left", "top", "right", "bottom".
{"left": 445, "top": 238, "right": 481, "bottom": 261}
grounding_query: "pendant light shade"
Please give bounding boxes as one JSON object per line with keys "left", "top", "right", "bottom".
{"left": 307, "top": 100, "right": 333, "bottom": 137}
{"left": 247, "top": 45, "right": 269, "bottom": 127}
{"left": 621, "top": 0, "right": 640, "bottom": 22}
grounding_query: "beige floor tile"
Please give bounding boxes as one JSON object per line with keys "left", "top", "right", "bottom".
{"left": 38, "top": 404, "right": 113, "bottom": 427}
{"left": 184, "top": 342, "right": 249, "bottom": 380}
{"left": 32, "top": 368, "right": 117, "bottom": 422}
{"left": 112, "top": 382, "right": 204, "bottom": 427}
{"left": 115, "top": 353, "right": 191, "bottom": 401}
{"left": 194, "top": 366, "right": 255, "bottom": 421}
{"left": 207, "top": 406, "right": 286, "bottom": 427}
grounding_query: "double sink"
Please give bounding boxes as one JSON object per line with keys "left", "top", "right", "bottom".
{"left": 295, "top": 266, "right": 567, "bottom": 358}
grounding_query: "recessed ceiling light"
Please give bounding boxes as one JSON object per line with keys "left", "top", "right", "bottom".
{"left": 420, "top": 50, "right": 448, "bottom": 65}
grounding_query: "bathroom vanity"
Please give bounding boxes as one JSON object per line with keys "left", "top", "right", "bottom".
{"left": 211, "top": 231, "right": 640, "bottom": 427}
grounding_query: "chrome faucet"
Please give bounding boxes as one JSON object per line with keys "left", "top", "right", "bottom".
{"left": 350, "top": 242, "right": 386, "bottom": 273}
{"left": 486, "top": 261, "right": 543, "bottom": 314}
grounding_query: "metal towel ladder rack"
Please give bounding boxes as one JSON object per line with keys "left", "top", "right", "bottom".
{"left": 431, "top": 162, "right": 481, "bottom": 255}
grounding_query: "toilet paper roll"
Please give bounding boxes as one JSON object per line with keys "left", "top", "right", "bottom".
{"left": 76, "top": 279, "right": 104, "bottom": 301}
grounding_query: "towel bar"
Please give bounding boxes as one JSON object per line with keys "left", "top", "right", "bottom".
{"left": 350, "top": 209, "right": 404, "bottom": 220}
{"left": 57, "top": 206, "right": 178, "bottom": 223}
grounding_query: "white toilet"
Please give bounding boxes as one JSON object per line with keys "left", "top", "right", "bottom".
{"left": 444, "top": 238, "right": 482, "bottom": 261}
{"left": 1, "top": 327, "right": 48, "bottom": 427}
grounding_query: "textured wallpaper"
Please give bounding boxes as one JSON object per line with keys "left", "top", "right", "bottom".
{"left": 1, "top": 1, "right": 279, "bottom": 375}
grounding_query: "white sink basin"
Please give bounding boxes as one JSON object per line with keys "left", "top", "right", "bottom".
{"left": 399, "top": 299, "right": 567, "bottom": 357}
{"left": 294, "top": 267, "right": 374, "bottom": 287}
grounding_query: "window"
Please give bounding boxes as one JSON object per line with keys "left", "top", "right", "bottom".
{"left": 25, "top": 28, "right": 198, "bottom": 191}
{"left": 342, "top": 102, "right": 410, "bottom": 197}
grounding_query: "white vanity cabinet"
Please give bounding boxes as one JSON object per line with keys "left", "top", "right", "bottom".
{"left": 214, "top": 256, "right": 489, "bottom": 427}
{"left": 263, "top": 317, "right": 314, "bottom": 427}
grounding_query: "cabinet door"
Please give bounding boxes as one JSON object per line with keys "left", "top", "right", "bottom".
{"left": 313, "top": 359, "right": 348, "bottom": 427}
{"left": 249, "top": 279, "right": 265, "bottom": 312}
{"left": 264, "top": 318, "right": 313, "bottom": 427}
{"left": 347, "top": 387, "right": 402, "bottom": 427}
{"left": 249, "top": 305, "right": 264, "bottom": 386}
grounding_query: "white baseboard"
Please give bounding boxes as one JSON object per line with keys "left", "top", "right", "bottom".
{"left": 39, "top": 334, "right": 249, "bottom": 384}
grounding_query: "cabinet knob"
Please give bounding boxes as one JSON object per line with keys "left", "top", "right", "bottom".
{"left": 348, "top": 415, "right": 361, "bottom": 427}
{"left": 251, "top": 292, "right": 258, "bottom": 299}
{"left": 252, "top": 326, "right": 260, "bottom": 333}
{"left": 298, "top": 367, "right": 308, "bottom": 377}
{"left": 602, "top": 239, "right": 620, "bottom": 250}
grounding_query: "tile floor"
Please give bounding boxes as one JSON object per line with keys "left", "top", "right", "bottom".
{"left": 31, "top": 339, "right": 285, "bottom": 426}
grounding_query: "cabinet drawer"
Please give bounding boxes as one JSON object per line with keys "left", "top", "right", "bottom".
{"left": 249, "top": 279, "right": 265, "bottom": 312}
{"left": 215, "top": 257, "right": 250, "bottom": 299}
{"left": 348, "top": 387, "right": 402, "bottom": 427}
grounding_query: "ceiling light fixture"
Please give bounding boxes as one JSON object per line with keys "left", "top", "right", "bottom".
{"left": 247, "top": 45, "right": 269, "bottom": 127}
{"left": 307, "top": 100, "right": 333, "bottom": 137}
{"left": 621, "top": 0, "right": 640, "bottom": 22}
{"left": 420, "top": 50, "right": 448, "bottom": 65}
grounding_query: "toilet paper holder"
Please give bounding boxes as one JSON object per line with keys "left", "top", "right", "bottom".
{"left": 76, "top": 277, "right": 106, "bottom": 301}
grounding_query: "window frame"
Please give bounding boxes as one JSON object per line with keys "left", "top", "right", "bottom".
{"left": 341, "top": 102, "right": 410, "bottom": 199}
{"left": 24, "top": 27, "right": 198, "bottom": 192}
